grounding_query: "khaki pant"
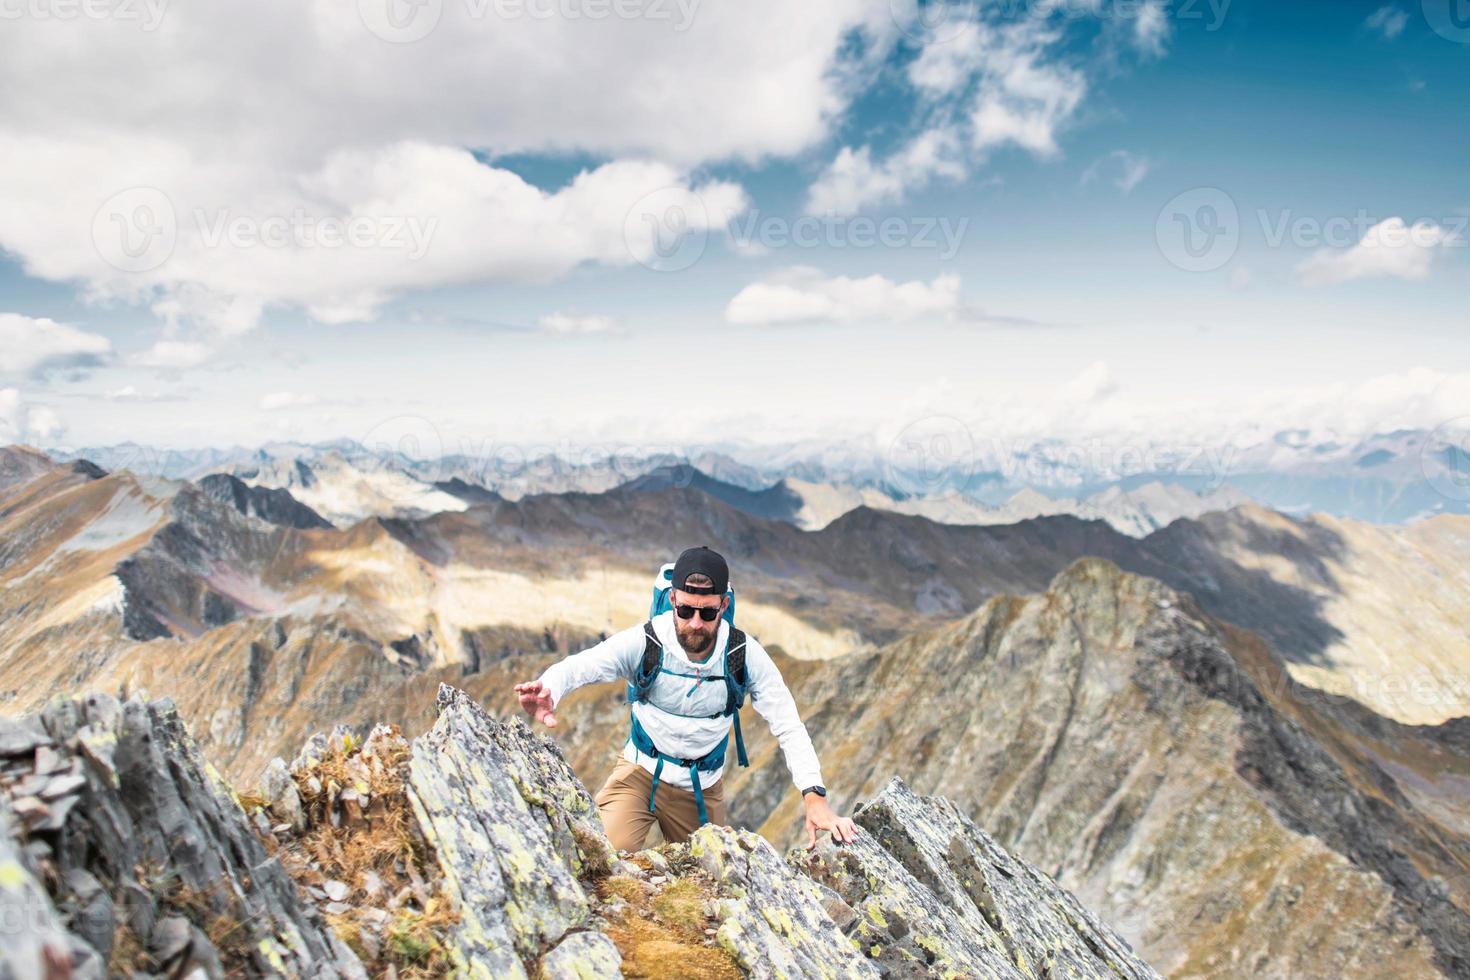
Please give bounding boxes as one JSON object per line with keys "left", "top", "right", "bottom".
{"left": 594, "top": 758, "right": 727, "bottom": 851}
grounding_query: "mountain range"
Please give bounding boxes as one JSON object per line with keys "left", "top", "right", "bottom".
{"left": 44, "top": 423, "right": 1470, "bottom": 527}
{"left": 3, "top": 442, "right": 1469, "bottom": 976}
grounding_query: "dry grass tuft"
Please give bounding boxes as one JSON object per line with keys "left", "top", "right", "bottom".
{"left": 650, "top": 878, "right": 708, "bottom": 941}
{"left": 595, "top": 867, "right": 739, "bottom": 980}
{"left": 570, "top": 822, "right": 612, "bottom": 881}
{"left": 598, "top": 874, "right": 648, "bottom": 908}
{"left": 604, "top": 914, "right": 741, "bottom": 980}
{"left": 253, "top": 726, "right": 460, "bottom": 979}
{"left": 107, "top": 920, "right": 150, "bottom": 976}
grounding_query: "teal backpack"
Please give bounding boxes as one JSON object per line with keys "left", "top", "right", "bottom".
{"left": 625, "top": 561, "right": 750, "bottom": 825}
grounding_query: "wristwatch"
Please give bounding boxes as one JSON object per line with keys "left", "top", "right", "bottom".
{"left": 801, "top": 785, "right": 827, "bottom": 798}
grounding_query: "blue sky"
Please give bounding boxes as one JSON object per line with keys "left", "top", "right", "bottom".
{"left": 0, "top": 0, "right": 1466, "bottom": 453}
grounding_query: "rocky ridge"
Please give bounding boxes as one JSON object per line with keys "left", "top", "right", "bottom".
{"left": 1, "top": 684, "right": 1159, "bottom": 979}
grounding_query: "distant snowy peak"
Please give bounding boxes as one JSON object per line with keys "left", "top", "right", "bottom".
{"left": 863, "top": 480, "right": 1250, "bottom": 537}
{"left": 219, "top": 451, "right": 469, "bottom": 526}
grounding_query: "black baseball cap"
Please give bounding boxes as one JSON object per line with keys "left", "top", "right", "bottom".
{"left": 671, "top": 545, "right": 728, "bottom": 595}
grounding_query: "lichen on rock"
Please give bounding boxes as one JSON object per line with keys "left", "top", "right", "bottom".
{"left": 2, "top": 684, "right": 1163, "bottom": 979}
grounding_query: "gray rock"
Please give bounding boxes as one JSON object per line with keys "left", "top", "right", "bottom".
{"left": 260, "top": 756, "right": 306, "bottom": 832}
{"left": 0, "top": 714, "right": 50, "bottom": 756}
{"left": 0, "top": 797, "right": 80, "bottom": 980}
{"left": 847, "top": 778, "right": 1160, "bottom": 980}
{"left": 690, "top": 824, "right": 880, "bottom": 979}
{"left": 404, "top": 684, "right": 604, "bottom": 977}
{"left": 0, "top": 694, "right": 366, "bottom": 979}
{"left": 539, "top": 930, "right": 623, "bottom": 979}
{"left": 40, "top": 772, "right": 87, "bottom": 800}
{"left": 149, "top": 914, "right": 193, "bottom": 964}
{"left": 33, "top": 743, "right": 66, "bottom": 773}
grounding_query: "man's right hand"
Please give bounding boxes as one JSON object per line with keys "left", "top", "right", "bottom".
{"left": 514, "top": 679, "right": 558, "bottom": 728}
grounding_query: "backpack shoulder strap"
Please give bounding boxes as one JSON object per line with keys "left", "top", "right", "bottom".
{"left": 629, "top": 620, "right": 663, "bottom": 703}
{"left": 723, "top": 626, "right": 749, "bottom": 713}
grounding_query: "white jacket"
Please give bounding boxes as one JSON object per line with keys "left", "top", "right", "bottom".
{"left": 537, "top": 610, "right": 825, "bottom": 792}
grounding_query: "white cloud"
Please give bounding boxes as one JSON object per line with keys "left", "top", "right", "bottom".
{"left": 725, "top": 267, "right": 962, "bottom": 325}
{"left": 1364, "top": 6, "right": 1409, "bottom": 40}
{"left": 1058, "top": 360, "right": 1119, "bottom": 405}
{"left": 970, "top": 40, "right": 1086, "bottom": 157}
{"left": 537, "top": 312, "right": 621, "bottom": 335}
{"left": 0, "top": 1, "right": 883, "bottom": 344}
{"left": 260, "top": 391, "right": 319, "bottom": 411}
{"left": 1133, "top": 0, "right": 1172, "bottom": 57}
{"left": 814, "top": 13, "right": 1107, "bottom": 218}
{"left": 1296, "top": 217, "right": 1460, "bottom": 286}
{"left": 909, "top": 19, "right": 1086, "bottom": 159}
{"left": 0, "top": 313, "right": 112, "bottom": 375}
{"left": 805, "top": 129, "right": 966, "bottom": 216}
{"left": 1081, "top": 150, "right": 1152, "bottom": 195}
{"left": 2, "top": 138, "right": 746, "bottom": 343}
{"left": 129, "top": 341, "right": 212, "bottom": 369}
{"left": 0, "top": 388, "right": 64, "bottom": 445}
{"left": 906, "top": 20, "right": 985, "bottom": 97}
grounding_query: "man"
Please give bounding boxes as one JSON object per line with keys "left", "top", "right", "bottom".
{"left": 514, "top": 545, "right": 858, "bottom": 852}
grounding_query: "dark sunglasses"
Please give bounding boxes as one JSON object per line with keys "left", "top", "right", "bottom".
{"left": 674, "top": 603, "right": 721, "bottom": 622}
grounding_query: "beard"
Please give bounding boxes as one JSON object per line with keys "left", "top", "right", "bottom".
{"left": 675, "top": 621, "right": 716, "bottom": 658}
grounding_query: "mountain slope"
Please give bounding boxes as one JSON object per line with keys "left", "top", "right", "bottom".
{"left": 518, "top": 560, "right": 1470, "bottom": 977}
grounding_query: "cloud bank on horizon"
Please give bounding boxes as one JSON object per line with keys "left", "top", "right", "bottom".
{"left": 0, "top": 0, "right": 1465, "bottom": 450}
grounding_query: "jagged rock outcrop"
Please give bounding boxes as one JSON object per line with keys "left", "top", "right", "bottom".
{"left": 0, "top": 693, "right": 364, "bottom": 978}
{"left": 2, "top": 684, "right": 1159, "bottom": 978}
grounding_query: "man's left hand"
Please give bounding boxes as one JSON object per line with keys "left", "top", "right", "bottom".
{"left": 804, "top": 793, "right": 859, "bottom": 848}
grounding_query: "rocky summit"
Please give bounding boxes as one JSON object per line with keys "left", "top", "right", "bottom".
{"left": 1, "top": 683, "right": 1159, "bottom": 979}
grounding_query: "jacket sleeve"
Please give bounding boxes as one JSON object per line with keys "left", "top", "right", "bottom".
{"left": 537, "top": 623, "right": 647, "bottom": 709}
{"left": 743, "top": 635, "right": 826, "bottom": 792}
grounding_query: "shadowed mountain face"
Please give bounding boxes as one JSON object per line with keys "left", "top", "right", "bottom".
{"left": 196, "top": 472, "right": 334, "bottom": 530}
{"left": 617, "top": 463, "right": 808, "bottom": 525}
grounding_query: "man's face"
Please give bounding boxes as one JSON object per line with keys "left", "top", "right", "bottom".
{"left": 671, "top": 588, "right": 726, "bottom": 657}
